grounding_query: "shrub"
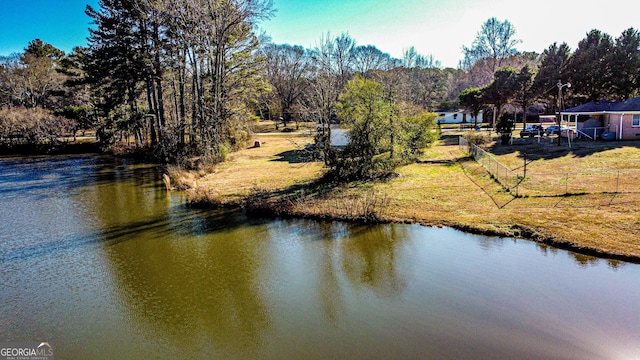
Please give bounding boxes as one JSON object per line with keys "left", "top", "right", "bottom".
{"left": 0, "top": 107, "right": 76, "bottom": 146}
{"left": 496, "top": 112, "right": 515, "bottom": 145}
{"left": 462, "top": 131, "right": 491, "bottom": 151}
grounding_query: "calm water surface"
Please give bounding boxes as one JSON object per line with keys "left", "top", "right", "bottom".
{"left": 0, "top": 155, "right": 638, "bottom": 360}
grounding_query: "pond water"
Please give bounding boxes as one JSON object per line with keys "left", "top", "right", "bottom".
{"left": 0, "top": 155, "right": 638, "bottom": 360}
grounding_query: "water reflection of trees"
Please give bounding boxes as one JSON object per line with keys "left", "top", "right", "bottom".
{"left": 571, "top": 252, "right": 609, "bottom": 268}
{"left": 102, "top": 212, "right": 270, "bottom": 357}
{"left": 537, "top": 243, "right": 625, "bottom": 270}
{"left": 296, "top": 222, "right": 408, "bottom": 322}
{"left": 90, "top": 166, "right": 410, "bottom": 357}
{"left": 284, "top": 221, "right": 409, "bottom": 323}
{"left": 339, "top": 224, "right": 408, "bottom": 297}
{"left": 476, "top": 235, "right": 507, "bottom": 252}
{"left": 314, "top": 222, "right": 345, "bottom": 322}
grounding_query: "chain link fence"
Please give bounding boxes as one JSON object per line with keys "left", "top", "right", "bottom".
{"left": 521, "top": 169, "right": 640, "bottom": 197}
{"left": 459, "top": 136, "right": 523, "bottom": 194}
{"left": 459, "top": 136, "right": 640, "bottom": 199}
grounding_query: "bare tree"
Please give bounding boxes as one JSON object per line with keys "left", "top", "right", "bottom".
{"left": 402, "top": 46, "right": 441, "bottom": 69}
{"left": 461, "top": 17, "right": 521, "bottom": 75}
{"left": 307, "top": 32, "right": 356, "bottom": 164}
{"left": 262, "top": 43, "right": 312, "bottom": 129}
{"left": 352, "top": 45, "right": 393, "bottom": 74}
{"left": 0, "top": 41, "right": 66, "bottom": 110}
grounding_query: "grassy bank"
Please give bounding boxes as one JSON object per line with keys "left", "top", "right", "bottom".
{"left": 177, "top": 131, "right": 640, "bottom": 262}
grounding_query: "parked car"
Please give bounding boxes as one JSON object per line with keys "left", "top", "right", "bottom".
{"left": 545, "top": 125, "right": 570, "bottom": 136}
{"left": 520, "top": 125, "right": 544, "bottom": 138}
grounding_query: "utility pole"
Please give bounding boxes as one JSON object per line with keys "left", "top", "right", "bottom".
{"left": 557, "top": 81, "right": 571, "bottom": 146}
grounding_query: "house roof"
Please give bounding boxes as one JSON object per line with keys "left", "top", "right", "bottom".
{"left": 612, "top": 96, "right": 640, "bottom": 112}
{"left": 562, "top": 96, "right": 640, "bottom": 114}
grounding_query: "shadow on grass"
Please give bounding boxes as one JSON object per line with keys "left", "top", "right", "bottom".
{"left": 270, "top": 149, "right": 317, "bottom": 164}
{"left": 488, "top": 138, "right": 640, "bottom": 161}
{"left": 439, "top": 133, "right": 463, "bottom": 146}
{"left": 237, "top": 167, "right": 394, "bottom": 225}
{"left": 457, "top": 157, "right": 518, "bottom": 209}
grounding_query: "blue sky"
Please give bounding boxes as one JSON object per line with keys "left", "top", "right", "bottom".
{"left": 1, "top": 0, "right": 638, "bottom": 68}
{"left": 262, "top": 0, "right": 640, "bottom": 67}
{"left": 0, "top": 0, "right": 98, "bottom": 56}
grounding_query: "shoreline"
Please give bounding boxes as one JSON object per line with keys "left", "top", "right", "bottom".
{"left": 10, "top": 134, "right": 635, "bottom": 264}
{"left": 176, "top": 134, "right": 640, "bottom": 264}
{"left": 187, "top": 193, "right": 640, "bottom": 265}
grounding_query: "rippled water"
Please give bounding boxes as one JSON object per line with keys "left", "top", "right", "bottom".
{"left": 1, "top": 155, "right": 639, "bottom": 359}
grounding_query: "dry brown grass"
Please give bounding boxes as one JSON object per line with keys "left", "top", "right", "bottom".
{"left": 185, "top": 132, "right": 640, "bottom": 261}
{"left": 165, "top": 165, "right": 198, "bottom": 190}
{"left": 183, "top": 135, "right": 324, "bottom": 204}
{"left": 478, "top": 138, "right": 640, "bottom": 259}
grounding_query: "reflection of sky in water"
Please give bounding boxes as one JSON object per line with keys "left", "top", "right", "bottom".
{"left": 0, "top": 155, "right": 638, "bottom": 360}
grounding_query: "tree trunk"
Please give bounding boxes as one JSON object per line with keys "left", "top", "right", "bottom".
{"left": 491, "top": 105, "right": 497, "bottom": 129}
{"left": 149, "top": 78, "right": 161, "bottom": 143}
{"left": 389, "top": 112, "right": 395, "bottom": 159}
{"left": 178, "top": 50, "right": 187, "bottom": 145}
{"left": 153, "top": 21, "right": 166, "bottom": 139}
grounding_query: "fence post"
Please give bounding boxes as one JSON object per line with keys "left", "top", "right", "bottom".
{"left": 565, "top": 173, "right": 569, "bottom": 195}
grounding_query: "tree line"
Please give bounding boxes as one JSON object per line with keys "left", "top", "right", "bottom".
{"left": 1, "top": 7, "right": 639, "bottom": 173}
{"left": 0, "top": 0, "right": 457, "bottom": 175}
{"left": 458, "top": 18, "right": 640, "bottom": 131}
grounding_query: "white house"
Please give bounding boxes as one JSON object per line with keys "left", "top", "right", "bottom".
{"left": 436, "top": 111, "right": 484, "bottom": 124}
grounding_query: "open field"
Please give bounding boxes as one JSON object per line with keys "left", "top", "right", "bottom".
{"left": 176, "top": 135, "right": 324, "bottom": 203}
{"left": 182, "top": 131, "right": 640, "bottom": 261}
